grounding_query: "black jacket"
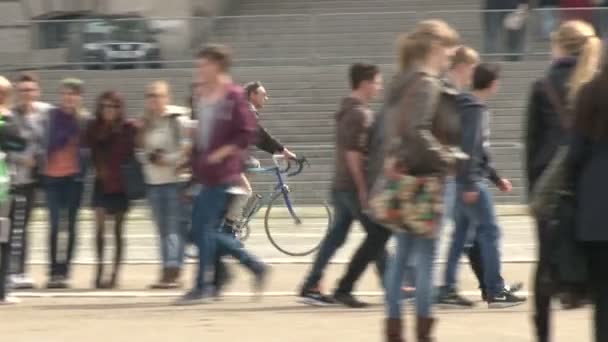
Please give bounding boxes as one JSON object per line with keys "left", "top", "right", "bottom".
{"left": 251, "top": 104, "right": 284, "bottom": 154}
{"left": 456, "top": 93, "right": 501, "bottom": 190}
{"left": 566, "top": 77, "right": 608, "bottom": 242}
{"left": 525, "top": 57, "right": 576, "bottom": 193}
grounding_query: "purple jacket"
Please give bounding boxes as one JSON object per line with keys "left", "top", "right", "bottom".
{"left": 192, "top": 83, "right": 257, "bottom": 186}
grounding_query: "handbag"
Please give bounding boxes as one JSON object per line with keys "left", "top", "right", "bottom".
{"left": 368, "top": 174, "right": 444, "bottom": 237}
{"left": 121, "top": 154, "right": 146, "bottom": 200}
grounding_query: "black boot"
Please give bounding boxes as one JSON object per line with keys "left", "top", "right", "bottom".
{"left": 385, "top": 318, "right": 404, "bottom": 342}
{"left": 416, "top": 317, "right": 436, "bottom": 342}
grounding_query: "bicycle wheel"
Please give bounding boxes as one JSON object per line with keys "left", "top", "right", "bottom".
{"left": 264, "top": 189, "right": 332, "bottom": 257}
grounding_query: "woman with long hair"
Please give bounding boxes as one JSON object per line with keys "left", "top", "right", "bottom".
{"left": 86, "top": 91, "right": 135, "bottom": 288}
{"left": 138, "top": 81, "right": 189, "bottom": 289}
{"left": 524, "top": 20, "right": 602, "bottom": 342}
{"left": 375, "top": 20, "right": 461, "bottom": 342}
{"left": 564, "top": 54, "right": 608, "bottom": 342}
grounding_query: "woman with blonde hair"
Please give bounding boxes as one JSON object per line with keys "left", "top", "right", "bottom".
{"left": 369, "top": 20, "right": 461, "bottom": 342}
{"left": 138, "top": 80, "right": 189, "bottom": 289}
{"left": 524, "top": 20, "right": 602, "bottom": 342}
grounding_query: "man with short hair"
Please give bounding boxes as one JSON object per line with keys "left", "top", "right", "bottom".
{"left": 177, "top": 45, "right": 268, "bottom": 305}
{"left": 445, "top": 63, "right": 526, "bottom": 308}
{"left": 6, "top": 72, "right": 51, "bottom": 289}
{"left": 299, "top": 63, "right": 388, "bottom": 308}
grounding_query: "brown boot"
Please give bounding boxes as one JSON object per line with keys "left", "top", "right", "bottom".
{"left": 385, "top": 318, "right": 404, "bottom": 342}
{"left": 165, "top": 267, "right": 182, "bottom": 289}
{"left": 416, "top": 317, "right": 436, "bottom": 342}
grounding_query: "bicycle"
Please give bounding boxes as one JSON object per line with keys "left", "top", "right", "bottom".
{"left": 230, "top": 155, "right": 332, "bottom": 257}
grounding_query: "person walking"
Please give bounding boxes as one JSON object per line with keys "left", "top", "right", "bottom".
{"left": 86, "top": 91, "right": 135, "bottom": 289}
{"left": 299, "top": 63, "right": 389, "bottom": 308}
{"left": 177, "top": 45, "right": 268, "bottom": 304}
{"left": 138, "top": 81, "right": 189, "bottom": 289}
{"left": 483, "top": 0, "right": 530, "bottom": 61}
{"left": 374, "top": 20, "right": 461, "bottom": 342}
{"left": 525, "top": 20, "right": 602, "bottom": 342}
{"left": 42, "top": 78, "right": 90, "bottom": 289}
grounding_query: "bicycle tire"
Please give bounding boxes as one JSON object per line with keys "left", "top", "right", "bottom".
{"left": 264, "top": 190, "right": 332, "bottom": 257}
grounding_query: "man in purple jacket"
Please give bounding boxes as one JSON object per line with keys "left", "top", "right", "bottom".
{"left": 176, "top": 45, "right": 269, "bottom": 305}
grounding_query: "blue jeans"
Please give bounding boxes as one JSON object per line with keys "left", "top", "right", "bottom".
{"left": 386, "top": 232, "right": 438, "bottom": 318}
{"left": 45, "top": 176, "right": 84, "bottom": 277}
{"left": 302, "top": 190, "right": 386, "bottom": 291}
{"left": 147, "top": 183, "right": 184, "bottom": 268}
{"left": 192, "top": 186, "right": 263, "bottom": 291}
{"left": 445, "top": 181, "right": 504, "bottom": 297}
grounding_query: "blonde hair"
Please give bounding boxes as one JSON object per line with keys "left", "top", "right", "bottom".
{"left": 451, "top": 46, "right": 480, "bottom": 68}
{"left": 397, "top": 19, "right": 460, "bottom": 72}
{"left": 0, "top": 75, "right": 13, "bottom": 110}
{"left": 552, "top": 20, "right": 603, "bottom": 104}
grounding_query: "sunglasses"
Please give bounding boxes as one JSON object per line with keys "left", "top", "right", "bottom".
{"left": 146, "top": 93, "right": 166, "bottom": 99}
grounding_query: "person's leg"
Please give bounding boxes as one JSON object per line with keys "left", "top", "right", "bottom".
{"left": 191, "top": 186, "right": 230, "bottom": 293}
{"left": 443, "top": 195, "right": 470, "bottom": 292}
{"left": 505, "top": 25, "right": 527, "bottom": 61}
{"left": 45, "top": 178, "right": 62, "bottom": 280}
{"left": 20, "top": 183, "right": 36, "bottom": 278}
{"left": 300, "top": 191, "right": 356, "bottom": 292}
{"left": 384, "top": 232, "right": 410, "bottom": 341}
{"left": 65, "top": 177, "right": 84, "bottom": 278}
{"left": 483, "top": 10, "right": 504, "bottom": 56}
{"left": 110, "top": 211, "right": 126, "bottom": 287}
{"left": 224, "top": 173, "right": 252, "bottom": 228}
{"left": 94, "top": 207, "right": 106, "bottom": 288}
{"left": 466, "top": 241, "right": 485, "bottom": 292}
{"left": 334, "top": 217, "right": 390, "bottom": 299}
{"left": 414, "top": 235, "right": 439, "bottom": 341}
{"left": 164, "top": 184, "right": 184, "bottom": 281}
{"left": 534, "top": 219, "right": 553, "bottom": 342}
{"left": 147, "top": 185, "right": 169, "bottom": 283}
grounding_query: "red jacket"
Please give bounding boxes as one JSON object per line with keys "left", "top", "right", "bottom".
{"left": 87, "top": 121, "right": 136, "bottom": 194}
{"left": 192, "top": 83, "right": 257, "bottom": 187}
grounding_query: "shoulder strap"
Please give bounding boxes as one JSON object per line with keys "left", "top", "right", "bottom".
{"left": 541, "top": 78, "right": 570, "bottom": 129}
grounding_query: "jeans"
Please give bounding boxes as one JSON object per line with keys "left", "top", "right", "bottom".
{"left": 192, "top": 186, "right": 263, "bottom": 291}
{"left": 9, "top": 183, "right": 36, "bottom": 275}
{"left": 302, "top": 190, "right": 386, "bottom": 291}
{"left": 445, "top": 181, "right": 504, "bottom": 297}
{"left": 45, "top": 176, "right": 83, "bottom": 277}
{"left": 386, "top": 232, "right": 438, "bottom": 318}
{"left": 147, "top": 183, "right": 184, "bottom": 268}
{"left": 483, "top": 10, "right": 526, "bottom": 61}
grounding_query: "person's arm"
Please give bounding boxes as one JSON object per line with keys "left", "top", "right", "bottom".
{"left": 341, "top": 109, "right": 370, "bottom": 206}
{"left": 457, "top": 103, "right": 483, "bottom": 193}
{"left": 524, "top": 81, "right": 542, "bottom": 192}
{"left": 255, "top": 123, "right": 284, "bottom": 155}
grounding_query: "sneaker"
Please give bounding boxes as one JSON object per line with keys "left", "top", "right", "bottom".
{"left": 487, "top": 290, "right": 527, "bottom": 309}
{"left": 0, "top": 295, "right": 20, "bottom": 305}
{"left": 298, "top": 288, "right": 336, "bottom": 307}
{"left": 333, "top": 292, "right": 369, "bottom": 308}
{"left": 252, "top": 264, "right": 270, "bottom": 300}
{"left": 9, "top": 274, "right": 35, "bottom": 290}
{"left": 437, "top": 287, "right": 475, "bottom": 308}
{"left": 174, "top": 288, "right": 210, "bottom": 306}
{"left": 482, "top": 282, "right": 524, "bottom": 302}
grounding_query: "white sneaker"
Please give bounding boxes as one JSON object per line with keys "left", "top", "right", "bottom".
{"left": 10, "top": 274, "right": 35, "bottom": 290}
{"left": 0, "top": 296, "right": 20, "bottom": 305}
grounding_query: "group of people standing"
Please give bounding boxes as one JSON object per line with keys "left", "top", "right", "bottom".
{"left": 2, "top": 45, "right": 296, "bottom": 299}
{"left": 292, "top": 17, "right": 607, "bottom": 342}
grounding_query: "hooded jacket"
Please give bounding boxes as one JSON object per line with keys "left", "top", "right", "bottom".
{"left": 456, "top": 92, "right": 501, "bottom": 190}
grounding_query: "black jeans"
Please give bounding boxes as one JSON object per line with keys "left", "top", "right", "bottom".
{"left": 45, "top": 176, "right": 83, "bottom": 278}
{"left": 302, "top": 190, "right": 387, "bottom": 292}
{"left": 466, "top": 241, "right": 505, "bottom": 294}
{"left": 534, "top": 220, "right": 553, "bottom": 342}
{"left": 585, "top": 242, "right": 608, "bottom": 342}
{"left": 9, "top": 183, "right": 36, "bottom": 275}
